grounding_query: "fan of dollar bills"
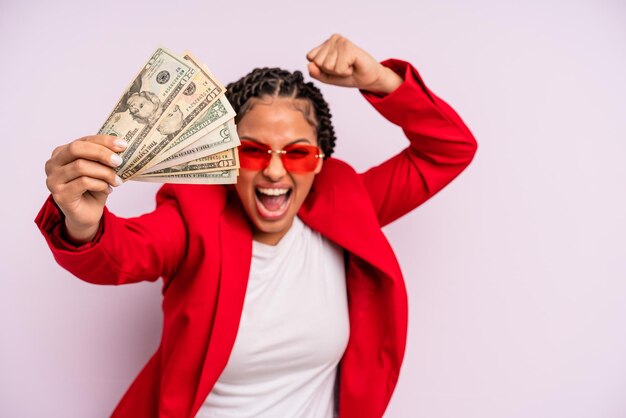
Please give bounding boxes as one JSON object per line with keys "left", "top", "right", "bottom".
{"left": 99, "top": 48, "right": 239, "bottom": 184}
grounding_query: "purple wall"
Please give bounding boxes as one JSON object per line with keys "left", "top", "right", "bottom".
{"left": 1, "top": 0, "right": 625, "bottom": 416}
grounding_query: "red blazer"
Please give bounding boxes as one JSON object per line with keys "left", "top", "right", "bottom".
{"left": 36, "top": 60, "right": 477, "bottom": 418}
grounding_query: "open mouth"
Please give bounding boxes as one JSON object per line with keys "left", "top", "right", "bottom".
{"left": 255, "top": 187, "right": 293, "bottom": 220}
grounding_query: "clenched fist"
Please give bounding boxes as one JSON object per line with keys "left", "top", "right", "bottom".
{"left": 45, "top": 135, "right": 127, "bottom": 243}
{"left": 306, "top": 34, "right": 403, "bottom": 94}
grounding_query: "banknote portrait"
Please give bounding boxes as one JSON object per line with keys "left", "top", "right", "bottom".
{"left": 127, "top": 91, "right": 163, "bottom": 125}
{"left": 157, "top": 104, "right": 184, "bottom": 136}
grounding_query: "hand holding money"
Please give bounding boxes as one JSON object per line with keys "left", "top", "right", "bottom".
{"left": 44, "top": 48, "right": 238, "bottom": 243}
{"left": 99, "top": 48, "right": 240, "bottom": 184}
{"left": 44, "top": 135, "right": 127, "bottom": 243}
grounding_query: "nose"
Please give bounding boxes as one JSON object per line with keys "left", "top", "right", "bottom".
{"left": 262, "top": 152, "right": 287, "bottom": 181}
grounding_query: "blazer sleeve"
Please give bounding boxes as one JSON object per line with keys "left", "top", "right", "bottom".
{"left": 34, "top": 184, "right": 188, "bottom": 285}
{"left": 360, "top": 59, "right": 478, "bottom": 227}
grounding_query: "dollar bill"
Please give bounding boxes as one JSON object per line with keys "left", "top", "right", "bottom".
{"left": 118, "top": 53, "right": 226, "bottom": 179}
{"left": 99, "top": 48, "right": 197, "bottom": 171}
{"left": 146, "top": 96, "right": 236, "bottom": 165}
{"left": 137, "top": 148, "right": 239, "bottom": 177}
{"left": 133, "top": 169, "right": 238, "bottom": 184}
{"left": 141, "top": 119, "right": 240, "bottom": 173}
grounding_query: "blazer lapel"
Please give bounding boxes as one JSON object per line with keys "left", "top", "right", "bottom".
{"left": 299, "top": 159, "right": 402, "bottom": 280}
{"left": 191, "top": 192, "right": 253, "bottom": 415}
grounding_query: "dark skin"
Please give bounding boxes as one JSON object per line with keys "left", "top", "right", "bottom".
{"left": 44, "top": 34, "right": 402, "bottom": 244}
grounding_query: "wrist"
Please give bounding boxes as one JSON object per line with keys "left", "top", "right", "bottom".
{"left": 364, "top": 66, "right": 403, "bottom": 95}
{"left": 63, "top": 218, "right": 100, "bottom": 245}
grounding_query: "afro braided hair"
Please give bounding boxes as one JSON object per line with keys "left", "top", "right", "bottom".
{"left": 225, "top": 67, "right": 337, "bottom": 159}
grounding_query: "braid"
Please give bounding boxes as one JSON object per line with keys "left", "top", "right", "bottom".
{"left": 296, "top": 81, "right": 336, "bottom": 159}
{"left": 226, "top": 68, "right": 337, "bottom": 158}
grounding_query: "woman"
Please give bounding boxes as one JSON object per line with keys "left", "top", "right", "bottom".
{"left": 36, "top": 34, "right": 477, "bottom": 418}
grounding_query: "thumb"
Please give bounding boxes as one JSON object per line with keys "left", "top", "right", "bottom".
{"left": 88, "top": 188, "right": 111, "bottom": 208}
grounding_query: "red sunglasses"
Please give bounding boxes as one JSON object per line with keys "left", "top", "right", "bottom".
{"left": 238, "top": 140, "right": 325, "bottom": 173}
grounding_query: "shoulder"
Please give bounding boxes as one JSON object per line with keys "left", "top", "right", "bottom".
{"left": 314, "top": 157, "right": 360, "bottom": 187}
{"left": 305, "top": 157, "right": 372, "bottom": 212}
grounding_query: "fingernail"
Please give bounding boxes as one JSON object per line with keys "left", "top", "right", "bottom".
{"left": 114, "top": 175, "right": 123, "bottom": 186}
{"left": 110, "top": 154, "right": 123, "bottom": 167}
{"left": 114, "top": 139, "right": 128, "bottom": 149}
{"left": 106, "top": 185, "right": 113, "bottom": 194}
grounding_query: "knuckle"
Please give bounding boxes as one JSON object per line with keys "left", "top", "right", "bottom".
{"left": 78, "top": 176, "right": 90, "bottom": 188}
{"left": 49, "top": 182, "right": 63, "bottom": 195}
{"left": 73, "top": 159, "right": 84, "bottom": 172}
{"left": 51, "top": 145, "right": 62, "bottom": 158}
{"left": 106, "top": 136, "right": 117, "bottom": 148}
{"left": 74, "top": 159, "right": 89, "bottom": 174}
{"left": 67, "top": 141, "right": 80, "bottom": 156}
{"left": 45, "top": 177, "right": 55, "bottom": 193}
{"left": 86, "top": 135, "right": 102, "bottom": 146}
{"left": 79, "top": 135, "right": 97, "bottom": 143}
{"left": 104, "top": 149, "right": 115, "bottom": 163}
{"left": 44, "top": 159, "right": 53, "bottom": 175}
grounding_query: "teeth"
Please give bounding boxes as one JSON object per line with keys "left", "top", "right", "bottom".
{"left": 257, "top": 188, "right": 289, "bottom": 196}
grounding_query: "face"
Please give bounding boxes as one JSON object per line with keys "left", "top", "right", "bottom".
{"left": 235, "top": 96, "right": 322, "bottom": 245}
{"left": 127, "top": 94, "right": 157, "bottom": 120}
{"left": 157, "top": 105, "right": 184, "bottom": 135}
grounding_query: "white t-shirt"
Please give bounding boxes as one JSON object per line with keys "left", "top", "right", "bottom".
{"left": 196, "top": 216, "right": 350, "bottom": 418}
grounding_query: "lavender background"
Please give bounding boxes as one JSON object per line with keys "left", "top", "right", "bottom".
{"left": 1, "top": 0, "right": 625, "bottom": 417}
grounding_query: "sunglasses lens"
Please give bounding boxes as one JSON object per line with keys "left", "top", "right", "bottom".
{"left": 239, "top": 142, "right": 269, "bottom": 170}
{"left": 282, "top": 144, "right": 320, "bottom": 172}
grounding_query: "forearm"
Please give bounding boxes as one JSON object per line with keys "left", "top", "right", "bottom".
{"left": 360, "top": 59, "right": 478, "bottom": 225}
{"left": 35, "top": 186, "right": 187, "bottom": 285}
